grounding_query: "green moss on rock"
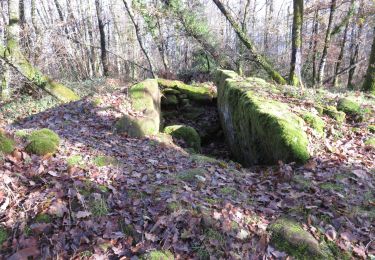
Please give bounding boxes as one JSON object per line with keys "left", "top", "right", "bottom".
{"left": 116, "top": 79, "right": 160, "bottom": 137}
{"left": 164, "top": 125, "right": 201, "bottom": 152}
{"left": 29, "top": 128, "right": 60, "bottom": 145}
{"left": 142, "top": 250, "right": 174, "bottom": 260}
{"left": 116, "top": 115, "right": 159, "bottom": 138}
{"left": 368, "top": 125, "right": 375, "bottom": 133}
{"left": 130, "top": 79, "right": 160, "bottom": 112}
{"left": 268, "top": 218, "right": 334, "bottom": 259}
{"left": 158, "top": 78, "right": 214, "bottom": 103}
{"left": 48, "top": 81, "right": 80, "bottom": 102}
{"left": 214, "top": 70, "right": 310, "bottom": 166}
{"left": 302, "top": 112, "right": 325, "bottom": 136}
{"left": 337, "top": 98, "right": 361, "bottom": 115}
{"left": 0, "top": 132, "right": 15, "bottom": 154}
{"left": 25, "top": 128, "right": 60, "bottom": 155}
{"left": 323, "top": 106, "right": 346, "bottom": 123}
{"left": 162, "top": 88, "right": 180, "bottom": 95}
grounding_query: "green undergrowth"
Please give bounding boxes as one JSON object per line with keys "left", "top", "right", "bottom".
{"left": 34, "top": 213, "right": 52, "bottom": 223}
{"left": 141, "top": 250, "right": 174, "bottom": 260}
{"left": 190, "top": 154, "right": 218, "bottom": 164}
{"left": 90, "top": 197, "right": 109, "bottom": 217}
{"left": 0, "top": 226, "right": 8, "bottom": 247}
{"left": 365, "top": 137, "right": 375, "bottom": 148}
{"left": 92, "top": 155, "right": 118, "bottom": 167}
{"left": 176, "top": 168, "right": 207, "bottom": 183}
{"left": 67, "top": 155, "right": 84, "bottom": 166}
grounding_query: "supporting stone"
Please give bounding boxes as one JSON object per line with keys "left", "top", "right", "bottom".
{"left": 214, "top": 70, "right": 310, "bottom": 166}
{"left": 115, "top": 79, "right": 161, "bottom": 137}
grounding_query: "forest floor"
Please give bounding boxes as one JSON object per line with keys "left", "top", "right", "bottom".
{"left": 0, "top": 79, "right": 374, "bottom": 259}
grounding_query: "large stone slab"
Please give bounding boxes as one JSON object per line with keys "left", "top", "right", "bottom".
{"left": 158, "top": 78, "right": 215, "bottom": 104}
{"left": 116, "top": 79, "right": 160, "bottom": 137}
{"left": 214, "top": 70, "right": 310, "bottom": 166}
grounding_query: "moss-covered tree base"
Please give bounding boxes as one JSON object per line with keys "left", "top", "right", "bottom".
{"left": 214, "top": 70, "right": 310, "bottom": 166}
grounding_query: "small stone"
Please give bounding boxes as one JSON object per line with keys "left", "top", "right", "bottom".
{"left": 237, "top": 229, "right": 250, "bottom": 240}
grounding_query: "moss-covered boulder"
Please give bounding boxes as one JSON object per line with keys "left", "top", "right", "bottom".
{"left": 116, "top": 79, "right": 160, "bottom": 137}
{"left": 25, "top": 128, "right": 60, "bottom": 155}
{"left": 158, "top": 78, "right": 215, "bottom": 103}
{"left": 214, "top": 70, "right": 310, "bottom": 166}
{"left": 268, "top": 218, "right": 333, "bottom": 259}
{"left": 337, "top": 98, "right": 361, "bottom": 115}
{"left": 164, "top": 125, "right": 201, "bottom": 152}
{"left": 0, "top": 132, "right": 15, "bottom": 154}
{"left": 323, "top": 106, "right": 346, "bottom": 123}
{"left": 302, "top": 112, "right": 325, "bottom": 136}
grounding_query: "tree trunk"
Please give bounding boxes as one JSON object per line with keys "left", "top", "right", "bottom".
{"left": 0, "top": 43, "right": 79, "bottom": 102}
{"left": 95, "top": 0, "right": 109, "bottom": 77}
{"left": 238, "top": 0, "right": 251, "bottom": 76}
{"left": 212, "top": 0, "right": 286, "bottom": 84}
{"left": 312, "top": 9, "right": 319, "bottom": 85}
{"left": 123, "top": 0, "right": 156, "bottom": 78}
{"left": 31, "top": 0, "right": 39, "bottom": 34}
{"left": 0, "top": 0, "right": 78, "bottom": 102}
{"left": 332, "top": 23, "right": 349, "bottom": 86}
{"left": 362, "top": 27, "right": 375, "bottom": 93}
{"left": 289, "top": 0, "right": 303, "bottom": 86}
{"left": 347, "top": 10, "right": 364, "bottom": 90}
{"left": 317, "top": 0, "right": 337, "bottom": 85}
{"left": 0, "top": 62, "right": 10, "bottom": 100}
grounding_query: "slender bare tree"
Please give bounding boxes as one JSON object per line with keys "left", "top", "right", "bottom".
{"left": 289, "top": 0, "right": 303, "bottom": 86}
